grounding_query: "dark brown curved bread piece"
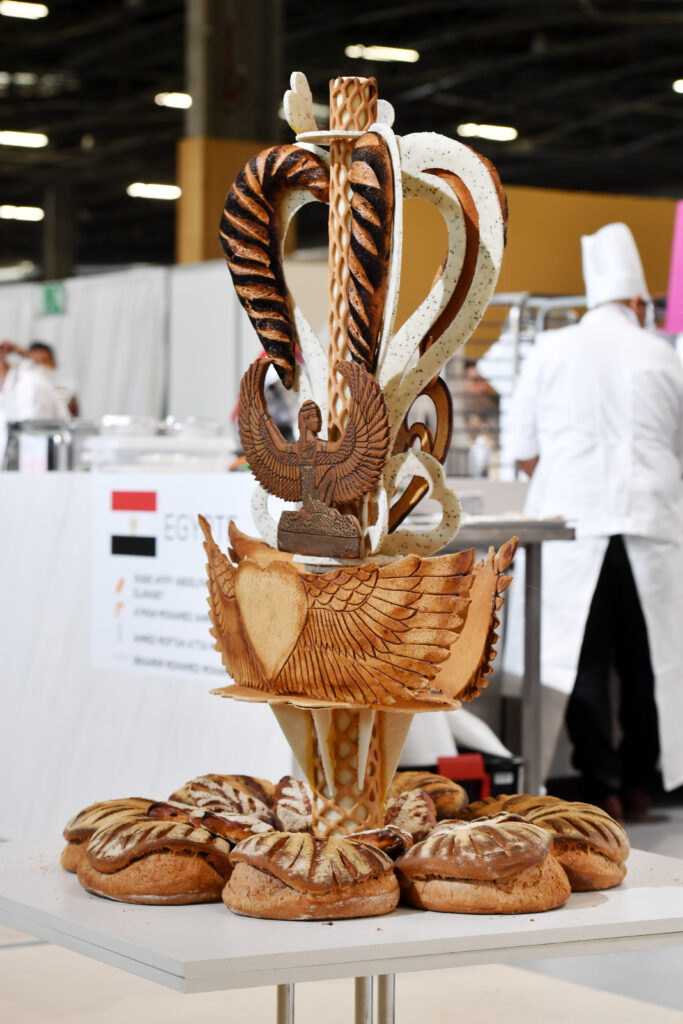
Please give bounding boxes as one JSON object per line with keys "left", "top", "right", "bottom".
{"left": 147, "top": 800, "right": 277, "bottom": 843}
{"left": 219, "top": 145, "right": 329, "bottom": 388}
{"left": 347, "top": 131, "right": 394, "bottom": 372}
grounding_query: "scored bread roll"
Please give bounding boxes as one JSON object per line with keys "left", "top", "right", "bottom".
{"left": 463, "top": 794, "right": 630, "bottom": 891}
{"left": 395, "top": 814, "right": 571, "bottom": 914}
{"left": 385, "top": 789, "right": 437, "bottom": 842}
{"left": 272, "top": 776, "right": 312, "bottom": 833}
{"left": 77, "top": 818, "right": 233, "bottom": 905}
{"left": 349, "top": 825, "right": 413, "bottom": 859}
{"left": 388, "top": 771, "right": 468, "bottom": 820}
{"left": 61, "top": 797, "right": 154, "bottom": 873}
{"left": 147, "top": 800, "right": 277, "bottom": 843}
{"left": 223, "top": 832, "right": 400, "bottom": 920}
{"left": 169, "top": 774, "right": 277, "bottom": 824}
{"left": 521, "top": 800, "right": 629, "bottom": 891}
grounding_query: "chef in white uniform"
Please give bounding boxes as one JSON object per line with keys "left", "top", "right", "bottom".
{"left": 507, "top": 222, "right": 683, "bottom": 820}
{"left": 0, "top": 341, "right": 68, "bottom": 462}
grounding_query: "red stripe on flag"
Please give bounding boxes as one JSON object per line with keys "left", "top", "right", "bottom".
{"left": 111, "top": 491, "right": 157, "bottom": 512}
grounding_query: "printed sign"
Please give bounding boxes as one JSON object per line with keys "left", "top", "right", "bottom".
{"left": 90, "top": 472, "right": 287, "bottom": 682}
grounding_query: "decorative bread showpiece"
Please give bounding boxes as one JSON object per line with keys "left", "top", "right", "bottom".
{"left": 395, "top": 814, "right": 571, "bottom": 914}
{"left": 388, "top": 771, "right": 468, "bottom": 820}
{"left": 61, "top": 797, "right": 154, "bottom": 873}
{"left": 223, "top": 832, "right": 399, "bottom": 920}
{"left": 77, "top": 818, "right": 233, "bottom": 905}
{"left": 148, "top": 800, "right": 277, "bottom": 843}
{"left": 385, "top": 789, "right": 437, "bottom": 842}
{"left": 272, "top": 776, "right": 312, "bottom": 833}
{"left": 169, "top": 774, "right": 277, "bottom": 823}
{"left": 521, "top": 800, "right": 630, "bottom": 892}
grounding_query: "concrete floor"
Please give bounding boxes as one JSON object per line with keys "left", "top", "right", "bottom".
{"left": 2, "top": 806, "right": 683, "bottom": 1021}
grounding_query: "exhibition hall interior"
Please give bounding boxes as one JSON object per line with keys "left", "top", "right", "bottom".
{"left": 3, "top": 2, "right": 683, "bottom": 1022}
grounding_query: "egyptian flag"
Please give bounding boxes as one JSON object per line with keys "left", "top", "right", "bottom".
{"left": 110, "top": 490, "right": 157, "bottom": 557}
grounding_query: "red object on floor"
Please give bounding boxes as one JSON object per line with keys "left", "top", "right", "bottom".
{"left": 437, "top": 753, "right": 491, "bottom": 799}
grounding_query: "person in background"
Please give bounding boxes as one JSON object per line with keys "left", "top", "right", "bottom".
{"left": 0, "top": 340, "right": 70, "bottom": 462}
{"left": 507, "top": 223, "right": 683, "bottom": 822}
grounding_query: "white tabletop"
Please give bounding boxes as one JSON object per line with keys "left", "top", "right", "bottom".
{"left": 1, "top": 842, "right": 683, "bottom": 994}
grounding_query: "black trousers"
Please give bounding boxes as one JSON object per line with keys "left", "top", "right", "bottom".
{"left": 565, "top": 535, "right": 660, "bottom": 801}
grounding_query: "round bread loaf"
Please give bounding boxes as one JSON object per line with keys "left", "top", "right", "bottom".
{"left": 522, "top": 800, "right": 629, "bottom": 891}
{"left": 77, "top": 818, "right": 233, "bottom": 905}
{"left": 223, "top": 832, "right": 399, "bottom": 920}
{"left": 388, "top": 771, "right": 468, "bottom": 819}
{"left": 395, "top": 814, "right": 571, "bottom": 914}
{"left": 147, "top": 800, "right": 276, "bottom": 843}
{"left": 385, "top": 789, "right": 437, "bottom": 842}
{"left": 61, "top": 797, "right": 154, "bottom": 873}
{"left": 169, "top": 774, "right": 278, "bottom": 824}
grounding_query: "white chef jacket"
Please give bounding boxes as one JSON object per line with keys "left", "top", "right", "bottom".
{"left": 505, "top": 302, "right": 683, "bottom": 789}
{"left": 0, "top": 360, "right": 69, "bottom": 461}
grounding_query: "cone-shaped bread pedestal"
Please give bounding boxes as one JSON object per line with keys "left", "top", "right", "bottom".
{"left": 272, "top": 704, "right": 413, "bottom": 836}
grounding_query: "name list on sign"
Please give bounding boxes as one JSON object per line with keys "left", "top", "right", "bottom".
{"left": 90, "top": 473, "right": 270, "bottom": 682}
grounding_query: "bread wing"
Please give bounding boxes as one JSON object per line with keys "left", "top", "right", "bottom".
{"left": 274, "top": 548, "right": 475, "bottom": 705}
{"left": 199, "top": 515, "right": 268, "bottom": 690}
{"left": 316, "top": 359, "right": 390, "bottom": 504}
{"left": 238, "top": 358, "right": 302, "bottom": 501}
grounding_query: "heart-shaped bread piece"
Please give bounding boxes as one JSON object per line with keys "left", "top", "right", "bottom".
{"left": 235, "top": 560, "right": 308, "bottom": 682}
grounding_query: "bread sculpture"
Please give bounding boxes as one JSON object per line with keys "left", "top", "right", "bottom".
{"left": 395, "top": 814, "right": 571, "bottom": 914}
{"left": 197, "top": 71, "right": 518, "bottom": 917}
{"left": 458, "top": 793, "right": 630, "bottom": 890}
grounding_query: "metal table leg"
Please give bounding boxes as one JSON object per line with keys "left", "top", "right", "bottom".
{"left": 377, "top": 973, "right": 395, "bottom": 1024}
{"left": 522, "top": 541, "right": 542, "bottom": 793}
{"left": 277, "top": 983, "right": 295, "bottom": 1024}
{"left": 355, "top": 976, "right": 373, "bottom": 1024}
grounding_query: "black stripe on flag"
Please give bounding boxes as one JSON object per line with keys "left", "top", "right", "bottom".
{"left": 111, "top": 535, "right": 156, "bottom": 557}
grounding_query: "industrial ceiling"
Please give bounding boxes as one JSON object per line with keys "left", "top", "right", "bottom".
{"left": 2, "top": 0, "right": 683, "bottom": 273}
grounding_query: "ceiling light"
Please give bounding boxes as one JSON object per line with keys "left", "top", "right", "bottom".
{"left": 126, "top": 183, "right": 181, "bottom": 200}
{"left": 0, "top": 260, "right": 36, "bottom": 281}
{"left": 0, "top": 1, "right": 48, "bottom": 17}
{"left": 673, "top": 79, "right": 683, "bottom": 94}
{"left": 0, "top": 204, "right": 44, "bottom": 221}
{"left": 0, "top": 130, "right": 48, "bottom": 147}
{"left": 345, "top": 44, "right": 419, "bottom": 63}
{"left": 154, "top": 91, "right": 192, "bottom": 109}
{"left": 457, "top": 122, "right": 518, "bottom": 142}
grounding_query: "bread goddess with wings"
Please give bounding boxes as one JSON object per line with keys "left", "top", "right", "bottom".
{"left": 238, "top": 356, "right": 390, "bottom": 558}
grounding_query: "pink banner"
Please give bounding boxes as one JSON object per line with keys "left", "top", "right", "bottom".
{"left": 665, "top": 200, "right": 683, "bottom": 333}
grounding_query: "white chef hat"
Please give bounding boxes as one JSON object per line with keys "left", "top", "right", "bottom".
{"left": 581, "top": 222, "right": 650, "bottom": 309}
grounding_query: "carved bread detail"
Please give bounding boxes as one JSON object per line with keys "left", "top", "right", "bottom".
{"left": 62, "top": 798, "right": 154, "bottom": 840}
{"left": 219, "top": 144, "right": 329, "bottom": 388}
{"left": 85, "top": 819, "right": 233, "bottom": 878}
{"left": 388, "top": 771, "right": 468, "bottom": 819}
{"left": 395, "top": 814, "right": 551, "bottom": 881}
{"left": 229, "top": 832, "right": 394, "bottom": 892}
{"left": 347, "top": 131, "right": 394, "bottom": 372}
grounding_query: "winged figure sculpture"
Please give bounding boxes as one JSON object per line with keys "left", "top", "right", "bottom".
{"left": 238, "top": 356, "right": 390, "bottom": 558}
{"left": 199, "top": 517, "right": 517, "bottom": 709}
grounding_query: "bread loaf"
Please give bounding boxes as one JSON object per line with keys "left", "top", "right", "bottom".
{"left": 169, "top": 774, "right": 277, "bottom": 823}
{"left": 388, "top": 771, "right": 467, "bottom": 819}
{"left": 223, "top": 832, "right": 399, "bottom": 920}
{"left": 61, "top": 797, "right": 153, "bottom": 873}
{"left": 77, "top": 818, "right": 233, "bottom": 905}
{"left": 148, "top": 800, "right": 276, "bottom": 843}
{"left": 385, "top": 789, "right": 437, "bottom": 842}
{"left": 272, "top": 776, "right": 312, "bottom": 833}
{"left": 395, "top": 814, "right": 571, "bottom": 914}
